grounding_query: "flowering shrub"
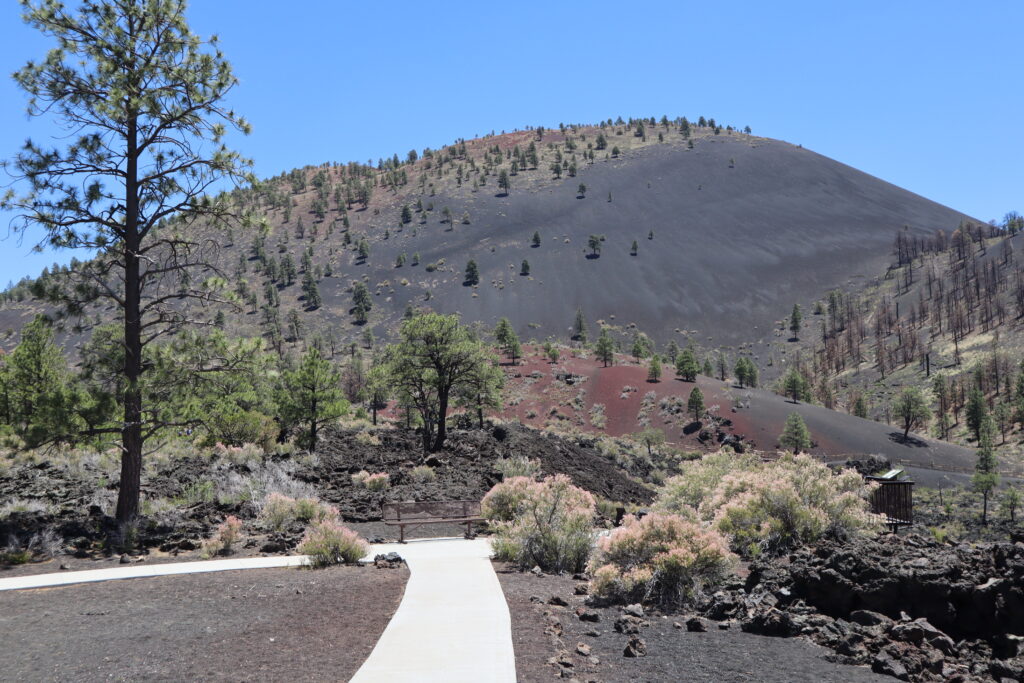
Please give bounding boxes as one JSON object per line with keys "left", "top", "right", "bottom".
{"left": 409, "top": 465, "right": 437, "bottom": 484}
{"left": 655, "top": 452, "right": 882, "bottom": 558}
{"left": 487, "top": 474, "right": 596, "bottom": 573}
{"left": 218, "top": 516, "right": 242, "bottom": 551}
{"left": 481, "top": 476, "right": 537, "bottom": 522}
{"left": 654, "top": 451, "right": 760, "bottom": 515}
{"left": 201, "top": 515, "right": 244, "bottom": 558}
{"left": 364, "top": 473, "right": 390, "bottom": 491}
{"left": 299, "top": 521, "right": 369, "bottom": 567}
{"left": 589, "top": 513, "right": 735, "bottom": 607}
{"left": 351, "top": 470, "right": 370, "bottom": 486}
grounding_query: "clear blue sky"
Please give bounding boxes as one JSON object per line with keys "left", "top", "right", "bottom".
{"left": 1, "top": 1, "right": 1021, "bottom": 286}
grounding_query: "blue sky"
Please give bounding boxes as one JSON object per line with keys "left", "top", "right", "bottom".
{"left": 1, "top": 1, "right": 1021, "bottom": 286}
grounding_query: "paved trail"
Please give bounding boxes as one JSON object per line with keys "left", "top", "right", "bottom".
{"left": 351, "top": 538, "right": 516, "bottom": 683}
{"left": 0, "top": 537, "right": 517, "bottom": 682}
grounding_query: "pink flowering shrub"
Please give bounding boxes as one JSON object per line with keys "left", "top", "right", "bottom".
{"left": 218, "top": 516, "right": 242, "bottom": 551}
{"left": 201, "top": 515, "right": 244, "bottom": 558}
{"left": 655, "top": 452, "right": 882, "bottom": 558}
{"left": 487, "top": 474, "right": 596, "bottom": 573}
{"left": 299, "top": 520, "right": 369, "bottom": 567}
{"left": 481, "top": 476, "right": 537, "bottom": 522}
{"left": 589, "top": 513, "right": 736, "bottom": 607}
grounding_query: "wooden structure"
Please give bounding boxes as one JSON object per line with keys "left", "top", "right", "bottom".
{"left": 382, "top": 500, "right": 484, "bottom": 543}
{"left": 866, "top": 473, "right": 914, "bottom": 532}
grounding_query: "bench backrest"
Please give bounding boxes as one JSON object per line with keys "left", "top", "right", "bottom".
{"left": 382, "top": 500, "right": 482, "bottom": 522}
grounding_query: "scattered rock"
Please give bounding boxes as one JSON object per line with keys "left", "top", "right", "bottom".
{"left": 614, "top": 615, "right": 646, "bottom": 635}
{"left": 548, "top": 595, "right": 569, "bottom": 607}
{"left": 574, "top": 584, "right": 589, "bottom": 595}
{"left": 576, "top": 642, "right": 591, "bottom": 657}
{"left": 872, "top": 652, "right": 909, "bottom": 680}
{"left": 119, "top": 554, "right": 131, "bottom": 564}
{"left": 530, "top": 566, "right": 544, "bottom": 576}
{"left": 686, "top": 616, "right": 710, "bottom": 632}
{"left": 575, "top": 608, "right": 600, "bottom": 623}
{"left": 622, "top": 603, "right": 645, "bottom": 618}
{"left": 373, "top": 552, "right": 404, "bottom": 569}
{"left": 623, "top": 635, "right": 647, "bottom": 658}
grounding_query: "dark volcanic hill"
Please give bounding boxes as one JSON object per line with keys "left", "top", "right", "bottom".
{"left": 0, "top": 122, "right": 976, "bottom": 354}
{"left": 364, "top": 137, "right": 973, "bottom": 346}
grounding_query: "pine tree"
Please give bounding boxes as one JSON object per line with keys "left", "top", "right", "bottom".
{"left": 664, "top": 340, "right": 680, "bottom": 363}
{"left": 675, "top": 348, "right": 699, "bottom": 382}
{"left": 852, "top": 394, "right": 869, "bottom": 419}
{"left": 279, "top": 348, "right": 348, "bottom": 451}
{"left": 973, "top": 413, "right": 1000, "bottom": 525}
{"left": 572, "top": 307, "right": 588, "bottom": 344}
{"left": 647, "top": 356, "right": 662, "bottom": 383}
{"left": 966, "top": 387, "right": 987, "bottom": 441}
{"left": 531, "top": 231, "right": 541, "bottom": 248}
{"left": 595, "top": 327, "right": 615, "bottom": 367}
{"left": 790, "top": 304, "right": 803, "bottom": 339}
{"left": 1, "top": 1, "right": 255, "bottom": 521}
{"left": 302, "top": 272, "right": 322, "bottom": 310}
{"left": 494, "top": 317, "right": 521, "bottom": 364}
{"left": 632, "top": 336, "right": 647, "bottom": 362}
{"left": 779, "top": 413, "right": 812, "bottom": 453}
{"left": 464, "top": 260, "right": 480, "bottom": 286}
{"left": 630, "top": 240, "right": 638, "bottom": 256}
{"left": 498, "top": 169, "right": 511, "bottom": 195}
{"left": 520, "top": 260, "right": 530, "bottom": 276}
{"left": 782, "top": 368, "right": 811, "bottom": 403}
{"left": 687, "top": 387, "right": 705, "bottom": 421}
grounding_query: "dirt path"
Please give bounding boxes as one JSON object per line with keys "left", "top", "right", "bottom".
{"left": 496, "top": 565, "right": 887, "bottom": 682}
{"left": 1, "top": 564, "right": 407, "bottom": 681}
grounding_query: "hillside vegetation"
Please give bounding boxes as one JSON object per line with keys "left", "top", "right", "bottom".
{"left": 1, "top": 117, "right": 973, "bottom": 357}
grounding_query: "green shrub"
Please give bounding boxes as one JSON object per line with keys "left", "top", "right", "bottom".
{"left": 260, "top": 493, "right": 337, "bottom": 530}
{"left": 409, "top": 465, "right": 437, "bottom": 483}
{"left": 363, "top": 472, "right": 390, "bottom": 491}
{"left": 261, "top": 493, "right": 296, "bottom": 531}
{"left": 487, "top": 474, "right": 596, "bottom": 573}
{"left": 589, "top": 513, "right": 735, "bottom": 607}
{"left": 493, "top": 456, "right": 541, "bottom": 480}
{"left": 299, "top": 521, "right": 369, "bottom": 567}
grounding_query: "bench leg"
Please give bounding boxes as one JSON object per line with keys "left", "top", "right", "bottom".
{"left": 399, "top": 525, "right": 405, "bottom": 544}
{"left": 465, "top": 521, "right": 474, "bottom": 539}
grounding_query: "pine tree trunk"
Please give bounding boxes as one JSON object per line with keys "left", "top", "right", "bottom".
{"left": 116, "top": 118, "right": 142, "bottom": 524}
{"left": 433, "top": 391, "right": 449, "bottom": 451}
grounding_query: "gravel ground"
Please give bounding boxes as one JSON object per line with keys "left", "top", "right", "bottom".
{"left": 1, "top": 563, "right": 407, "bottom": 681}
{"left": 495, "top": 564, "right": 887, "bottom": 683}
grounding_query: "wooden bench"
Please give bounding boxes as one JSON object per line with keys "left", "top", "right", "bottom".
{"left": 382, "top": 500, "right": 484, "bottom": 543}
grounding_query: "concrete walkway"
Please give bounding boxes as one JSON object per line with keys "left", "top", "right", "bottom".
{"left": 351, "top": 537, "right": 516, "bottom": 683}
{"left": 0, "top": 554, "right": 310, "bottom": 591}
{"left": 0, "top": 537, "right": 517, "bottom": 682}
